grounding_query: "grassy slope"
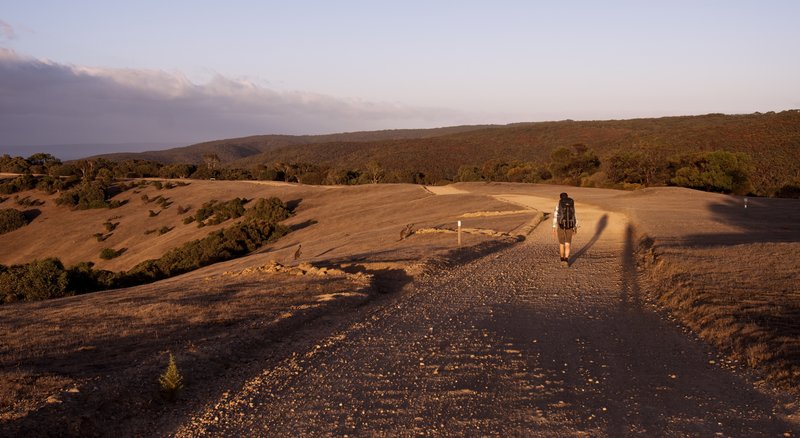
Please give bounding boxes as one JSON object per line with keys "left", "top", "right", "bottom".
{"left": 0, "top": 180, "right": 526, "bottom": 271}
{"left": 0, "top": 180, "right": 532, "bottom": 434}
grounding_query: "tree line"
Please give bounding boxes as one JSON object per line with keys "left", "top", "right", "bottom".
{"left": 2, "top": 146, "right": 797, "bottom": 198}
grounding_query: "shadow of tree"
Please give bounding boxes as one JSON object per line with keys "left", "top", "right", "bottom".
{"left": 290, "top": 219, "right": 318, "bottom": 232}
{"left": 22, "top": 208, "right": 42, "bottom": 222}
{"left": 286, "top": 199, "right": 303, "bottom": 211}
{"left": 668, "top": 196, "right": 800, "bottom": 247}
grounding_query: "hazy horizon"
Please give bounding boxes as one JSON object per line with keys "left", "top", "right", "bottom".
{"left": 2, "top": 142, "right": 186, "bottom": 161}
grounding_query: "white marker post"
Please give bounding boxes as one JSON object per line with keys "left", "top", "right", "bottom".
{"left": 744, "top": 197, "right": 748, "bottom": 209}
{"left": 457, "top": 220, "right": 462, "bottom": 246}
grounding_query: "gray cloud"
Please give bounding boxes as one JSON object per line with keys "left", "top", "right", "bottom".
{"left": 0, "top": 20, "right": 14, "bottom": 40}
{"left": 0, "top": 48, "right": 464, "bottom": 147}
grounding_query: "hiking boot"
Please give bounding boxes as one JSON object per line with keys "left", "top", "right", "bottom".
{"left": 560, "top": 257, "right": 568, "bottom": 267}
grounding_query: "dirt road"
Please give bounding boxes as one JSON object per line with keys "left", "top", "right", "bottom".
{"left": 176, "top": 202, "right": 797, "bottom": 436}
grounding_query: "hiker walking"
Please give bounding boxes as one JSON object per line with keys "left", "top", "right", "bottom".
{"left": 552, "top": 192, "right": 578, "bottom": 267}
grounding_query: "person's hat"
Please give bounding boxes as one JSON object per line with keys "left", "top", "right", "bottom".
{"left": 560, "top": 192, "right": 568, "bottom": 199}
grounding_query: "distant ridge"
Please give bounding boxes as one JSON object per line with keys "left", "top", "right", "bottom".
{"left": 91, "top": 125, "right": 496, "bottom": 164}
{"left": 84, "top": 111, "right": 800, "bottom": 195}
{"left": 229, "top": 111, "right": 800, "bottom": 189}
{"left": 3, "top": 143, "right": 182, "bottom": 161}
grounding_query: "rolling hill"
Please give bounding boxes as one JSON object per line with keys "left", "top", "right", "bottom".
{"left": 92, "top": 125, "right": 495, "bottom": 164}
{"left": 231, "top": 111, "right": 800, "bottom": 191}
{"left": 88, "top": 110, "right": 800, "bottom": 196}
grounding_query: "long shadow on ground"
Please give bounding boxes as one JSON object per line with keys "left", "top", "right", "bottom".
{"left": 571, "top": 213, "right": 608, "bottom": 265}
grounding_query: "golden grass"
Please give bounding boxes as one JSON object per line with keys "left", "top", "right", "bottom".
{"left": 641, "top": 242, "right": 800, "bottom": 389}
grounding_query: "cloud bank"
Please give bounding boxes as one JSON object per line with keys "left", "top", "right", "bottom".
{"left": 0, "top": 48, "right": 464, "bottom": 147}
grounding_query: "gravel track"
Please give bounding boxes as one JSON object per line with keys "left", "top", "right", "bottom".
{"left": 176, "top": 205, "right": 796, "bottom": 436}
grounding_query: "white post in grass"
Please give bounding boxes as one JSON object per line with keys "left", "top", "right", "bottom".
{"left": 458, "top": 220, "right": 462, "bottom": 246}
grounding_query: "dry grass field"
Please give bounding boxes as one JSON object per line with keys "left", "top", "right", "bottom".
{"left": 1, "top": 180, "right": 798, "bottom": 435}
{"left": 0, "top": 180, "right": 535, "bottom": 434}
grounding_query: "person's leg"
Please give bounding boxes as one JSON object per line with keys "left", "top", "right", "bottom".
{"left": 559, "top": 243, "right": 565, "bottom": 259}
{"left": 557, "top": 228, "right": 566, "bottom": 260}
{"left": 563, "top": 228, "right": 574, "bottom": 263}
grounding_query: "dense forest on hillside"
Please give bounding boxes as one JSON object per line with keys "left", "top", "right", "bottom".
{"left": 93, "top": 125, "right": 495, "bottom": 164}
{"left": 231, "top": 111, "right": 799, "bottom": 196}
{"left": 3, "top": 111, "right": 799, "bottom": 197}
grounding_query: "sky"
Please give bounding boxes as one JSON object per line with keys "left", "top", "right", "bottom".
{"left": 1, "top": 0, "right": 799, "bottom": 154}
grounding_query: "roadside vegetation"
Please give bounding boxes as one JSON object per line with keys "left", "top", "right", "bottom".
{"left": 640, "top": 241, "right": 800, "bottom": 390}
{"left": 0, "top": 146, "right": 781, "bottom": 199}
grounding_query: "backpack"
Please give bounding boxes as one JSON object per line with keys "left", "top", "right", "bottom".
{"left": 558, "top": 197, "right": 576, "bottom": 229}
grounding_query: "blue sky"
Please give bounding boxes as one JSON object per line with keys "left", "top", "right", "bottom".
{"left": 1, "top": 0, "right": 799, "bottom": 149}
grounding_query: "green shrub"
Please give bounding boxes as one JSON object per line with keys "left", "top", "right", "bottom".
{"left": 0, "top": 155, "right": 31, "bottom": 174}
{"left": 607, "top": 150, "right": 648, "bottom": 185}
{"left": 549, "top": 145, "right": 601, "bottom": 184}
{"left": 0, "top": 208, "right": 29, "bottom": 235}
{"left": 245, "top": 197, "right": 291, "bottom": 223}
{"left": 57, "top": 181, "right": 114, "bottom": 209}
{"left": 192, "top": 198, "right": 247, "bottom": 226}
{"left": 156, "top": 197, "right": 172, "bottom": 208}
{"left": 125, "top": 219, "right": 288, "bottom": 283}
{"left": 0, "top": 265, "right": 17, "bottom": 303}
{"left": 0, "top": 258, "right": 70, "bottom": 302}
{"left": 0, "top": 174, "right": 39, "bottom": 195}
{"left": 25, "top": 259, "right": 70, "bottom": 301}
{"left": 193, "top": 200, "right": 216, "bottom": 223}
{"left": 671, "top": 150, "right": 752, "bottom": 195}
{"left": 99, "top": 248, "right": 122, "bottom": 260}
{"left": 158, "top": 164, "right": 195, "bottom": 179}
{"left": 36, "top": 175, "right": 64, "bottom": 194}
{"left": 103, "top": 221, "right": 119, "bottom": 232}
{"left": 14, "top": 196, "right": 45, "bottom": 207}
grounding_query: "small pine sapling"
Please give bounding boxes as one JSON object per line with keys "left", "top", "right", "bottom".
{"left": 159, "top": 352, "right": 184, "bottom": 400}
